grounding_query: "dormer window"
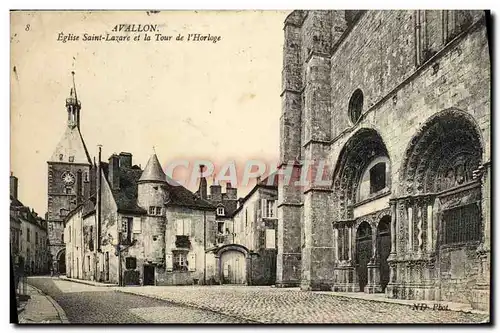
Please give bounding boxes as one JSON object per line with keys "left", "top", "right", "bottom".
{"left": 149, "top": 206, "right": 163, "bottom": 216}
{"left": 69, "top": 156, "right": 74, "bottom": 163}
{"left": 370, "top": 162, "right": 386, "bottom": 193}
{"left": 59, "top": 154, "right": 64, "bottom": 161}
{"left": 217, "top": 207, "right": 225, "bottom": 216}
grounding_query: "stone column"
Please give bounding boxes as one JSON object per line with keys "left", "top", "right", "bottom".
{"left": 407, "top": 205, "right": 413, "bottom": 253}
{"left": 299, "top": 10, "right": 339, "bottom": 292}
{"left": 390, "top": 201, "right": 396, "bottom": 255}
{"left": 276, "top": 12, "right": 303, "bottom": 288}
{"left": 366, "top": 224, "right": 381, "bottom": 293}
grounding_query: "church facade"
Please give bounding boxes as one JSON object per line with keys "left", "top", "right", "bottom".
{"left": 277, "top": 10, "right": 490, "bottom": 311}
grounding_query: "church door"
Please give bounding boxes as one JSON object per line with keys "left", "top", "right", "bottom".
{"left": 356, "top": 222, "right": 372, "bottom": 292}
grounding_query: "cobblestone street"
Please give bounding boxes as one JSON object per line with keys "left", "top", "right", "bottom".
{"left": 26, "top": 277, "right": 248, "bottom": 323}
{"left": 24, "top": 277, "right": 489, "bottom": 324}
{"left": 117, "top": 285, "right": 490, "bottom": 324}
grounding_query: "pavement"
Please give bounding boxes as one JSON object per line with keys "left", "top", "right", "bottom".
{"left": 17, "top": 284, "right": 69, "bottom": 324}
{"left": 26, "top": 276, "right": 247, "bottom": 323}
{"left": 24, "top": 276, "right": 490, "bottom": 324}
{"left": 116, "top": 285, "right": 491, "bottom": 324}
{"left": 59, "top": 275, "right": 117, "bottom": 287}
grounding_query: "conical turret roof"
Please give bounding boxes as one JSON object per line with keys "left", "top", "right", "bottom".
{"left": 139, "top": 154, "right": 166, "bottom": 182}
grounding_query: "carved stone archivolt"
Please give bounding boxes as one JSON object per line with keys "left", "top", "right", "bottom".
{"left": 331, "top": 128, "right": 391, "bottom": 221}
{"left": 399, "top": 109, "right": 484, "bottom": 196}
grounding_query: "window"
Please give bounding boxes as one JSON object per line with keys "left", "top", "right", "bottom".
{"left": 59, "top": 154, "right": 63, "bottom": 161}
{"left": 69, "top": 156, "right": 74, "bottom": 162}
{"left": 88, "top": 255, "right": 91, "bottom": 271}
{"left": 265, "top": 229, "right": 276, "bottom": 249}
{"left": 176, "top": 219, "right": 191, "bottom": 236}
{"left": 149, "top": 206, "right": 162, "bottom": 216}
{"left": 84, "top": 172, "right": 89, "bottom": 182}
{"left": 121, "top": 217, "right": 133, "bottom": 243}
{"left": 60, "top": 208, "right": 69, "bottom": 217}
{"left": 217, "top": 207, "right": 225, "bottom": 216}
{"left": 65, "top": 187, "right": 72, "bottom": 195}
{"left": 35, "top": 232, "right": 38, "bottom": 245}
{"left": 27, "top": 229, "right": 30, "bottom": 242}
{"left": 132, "top": 217, "right": 142, "bottom": 233}
{"left": 441, "top": 203, "right": 481, "bottom": 245}
{"left": 125, "top": 257, "right": 137, "bottom": 270}
{"left": 262, "top": 199, "right": 276, "bottom": 218}
{"left": 173, "top": 252, "right": 188, "bottom": 272}
{"left": 217, "top": 221, "right": 225, "bottom": 234}
{"left": 370, "top": 162, "right": 386, "bottom": 194}
{"left": 61, "top": 233, "right": 64, "bottom": 243}
{"left": 348, "top": 89, "right": 364, "bottom": 124}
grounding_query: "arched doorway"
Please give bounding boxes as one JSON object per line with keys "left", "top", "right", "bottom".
{"left": 356, "top": 222, "right": 372, "bottom": 292}
{"left": 221, "top": 250, "right": 246, "bottom": 284}
{"left": 57, "top": 249, "right": 66, "bottom": 275}
{"left": 377, "top": 216, "right": 391, "bottom": 292}
{"left": 215, "top": 244, "right": 249, "bottom": 285}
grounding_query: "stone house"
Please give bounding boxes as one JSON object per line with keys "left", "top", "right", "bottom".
{"left": 65, "top": 152, "right": 217, "bottom": 286}
{"left": 10, "top": 173, "right": 49, "bottom": 275}
{"left": 277, "top": 10, "right": 490, "bottom": 311}
{"left": 206, "top": 175, "right": 279, "bottom": 285}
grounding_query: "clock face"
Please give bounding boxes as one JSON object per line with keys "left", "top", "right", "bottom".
{"left": 61, "top": 171, "right": 75, "bottom": 186}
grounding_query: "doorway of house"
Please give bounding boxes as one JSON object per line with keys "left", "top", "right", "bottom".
{"left": 57, "top": 250, "right": 66, "bottom": 275}
{"left": 221, "top": 250, "right": 246, "bottom": 284}
{"left": 377, "top": 216, "right": 391, "bottom": 292}
{"left": 356, "top": 221, "right": 372, "bottom": 292}
{"left": 143, "top": 265, "right": 155, "bottom": 285}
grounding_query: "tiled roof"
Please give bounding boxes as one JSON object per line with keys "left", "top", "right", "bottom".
{"left": 139, "top": 154, "right": 166, "bottom": 182}
{"left": 165, "top": 175, "right": 215, "bottom": 210}
{"left": 112, "top": 166, "right": 146, "bottom": 214}
{"left": 10, "top": 195, "right": 46, "bottom": 230}
{"left": 101, "top": 158, "right": 213, "bottom": 212}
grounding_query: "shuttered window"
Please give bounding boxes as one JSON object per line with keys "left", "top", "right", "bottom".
{"left": 175, "top": 219, "right": 191, "bottom": 236}
{"left": 265, "top": 229, "right": 276, "bottom": 249}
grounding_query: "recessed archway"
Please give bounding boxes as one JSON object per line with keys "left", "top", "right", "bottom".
{"left": 57, "top": 249, "right": 66, "bottom": 275}
{"left": 400, "top": 109, "right": 483, "bottom": 195}
{"left": 332, "top": 128, "right": 391, "bottom": 221}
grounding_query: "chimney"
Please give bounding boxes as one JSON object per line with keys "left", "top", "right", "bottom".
{"left": 210, "top": 177, "right": 222, "bottom": 202}
{"left": 108, "top": 154, "right": 120, "bottom": 190}
{"left": 198, "top": 164, "right": 208, "bottom": 199}
{"left": 119, "top": 152, "right": 132, "bottom": 168}
{"left": 226, "top": 182, "right": 237, "bottom": 200}
{"left": 10, "top": 172, "right": 18, "bottom": 199}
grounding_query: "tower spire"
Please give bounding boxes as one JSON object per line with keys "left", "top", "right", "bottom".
{"left": 71, "top": 70, "right": 78, "bottom": 105}
{"left": 66, "top": 71, "right": 81, "bottom": 129}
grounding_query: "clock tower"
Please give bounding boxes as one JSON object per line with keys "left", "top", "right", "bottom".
{"left": 47, "top": 72, "right": 92, "bottom": 274}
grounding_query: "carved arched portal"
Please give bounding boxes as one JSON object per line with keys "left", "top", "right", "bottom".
{"left": 332, "top": 128, "right": 391, "bottom": 221}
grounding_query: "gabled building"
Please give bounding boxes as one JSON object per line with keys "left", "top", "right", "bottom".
{"left": 10, "top": 173, "right": 49, "bottom": 275}
{"left": 197, "top": 174, "right": 238, "bottom": 246}
{"left": 65, "top": 152, "right": 217, "bottom": 286}
{"left": 206, "top": 175, "right": 279, "bottom": 285}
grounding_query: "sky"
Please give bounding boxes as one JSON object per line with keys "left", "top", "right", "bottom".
{"left": 10, "top": 10, "right": 289, "bottom": 215}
